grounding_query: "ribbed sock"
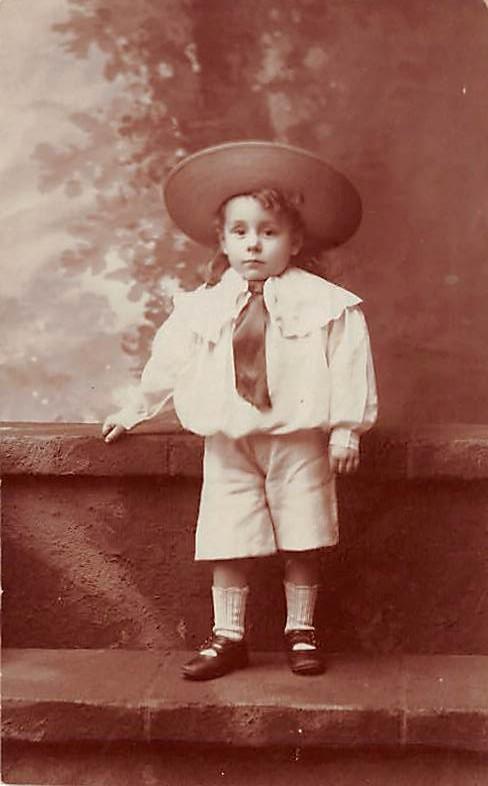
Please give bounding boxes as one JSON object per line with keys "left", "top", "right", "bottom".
{"left": 284, "top": 582, "right": 319, "bottom": 650}
{"left": 212, "top": 585, "right": 249, "bottom": 642}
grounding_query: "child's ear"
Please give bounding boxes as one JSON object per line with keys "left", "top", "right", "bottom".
{"left": 291, "top": 231, "right": 303, "bottom": 256}
{"left": 218, "top": 230, "right": 227, "bottom": 255}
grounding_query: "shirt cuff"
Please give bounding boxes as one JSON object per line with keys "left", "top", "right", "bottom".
{"left": 112, "top": 407, "right": 144, "bottom": 431}
{"left": 329, "top": 428, "right": 359, "bottom": 451}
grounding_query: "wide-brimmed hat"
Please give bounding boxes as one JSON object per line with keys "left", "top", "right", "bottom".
{"left": 163, "top": 141, "right": 362, "bottom": 251}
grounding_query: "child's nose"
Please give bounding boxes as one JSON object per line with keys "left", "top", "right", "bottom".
{"left": 247, "top": 234, "right": 261, "bottom": 252}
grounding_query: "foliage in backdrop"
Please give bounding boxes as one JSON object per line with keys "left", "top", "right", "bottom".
{"left": 2, "top": 0, "right": 488, "bottom": 422}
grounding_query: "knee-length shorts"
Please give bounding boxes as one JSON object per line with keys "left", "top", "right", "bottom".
{"left": 195, "top": 429, "right": 338, "bottom": 560}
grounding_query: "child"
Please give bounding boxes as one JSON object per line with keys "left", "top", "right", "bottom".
{"left": 103, "top": 141, "right": 377, "bottom": 680}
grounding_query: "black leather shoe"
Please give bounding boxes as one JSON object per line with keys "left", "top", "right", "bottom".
{"left": 182, "top": 634, "right": 249, "bottom": 681}
{"left": 285, "top": 629, "right": 325, "bottom": 675}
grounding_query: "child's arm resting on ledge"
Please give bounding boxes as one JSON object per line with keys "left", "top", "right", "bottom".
{"left": 102, "top": 301, "right": 196, "bottom": 443}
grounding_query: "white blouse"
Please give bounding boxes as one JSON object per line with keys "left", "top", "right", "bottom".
{"left": 115, "top": 266, "right": 378, "bottom": 448}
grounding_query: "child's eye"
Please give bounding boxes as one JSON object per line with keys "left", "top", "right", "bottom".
{"left": 263, "top": 228, "right": 277, "bottom": 237}
{"left": 232, "top": 227, "right": 246, "bottom": 236}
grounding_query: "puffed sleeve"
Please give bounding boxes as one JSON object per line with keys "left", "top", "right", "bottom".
{"left": 113, "top": 295, "right": 197, "bottom": 430}
{"left": 325, "top": 305, "right": 378, "bottom": 450}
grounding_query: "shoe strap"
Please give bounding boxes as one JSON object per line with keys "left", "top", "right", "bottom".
{"left": 286, "top": 629, "right": 318, "bottom": 648}
{"left": 200, "top": 634, "right": 241, "bottom": 653}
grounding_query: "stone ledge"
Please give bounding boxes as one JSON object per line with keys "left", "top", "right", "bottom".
{"left": 1, "top": 421, "right": 488, "bottom": 479}
{"left": 3, "top": 649, "right": 488, "bottom": 752}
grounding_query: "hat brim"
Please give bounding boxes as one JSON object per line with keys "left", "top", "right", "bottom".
{"left": 163, "top": 141, "right": 362, "bottom": 251}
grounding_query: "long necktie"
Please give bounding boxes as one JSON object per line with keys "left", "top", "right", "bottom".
{"left": 232, "top": 280, "right": 272, "bottom": 411}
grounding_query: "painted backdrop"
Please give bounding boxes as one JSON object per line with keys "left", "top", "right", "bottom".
{"left": 2, "top": 0, "right": 488, "bottom": 425}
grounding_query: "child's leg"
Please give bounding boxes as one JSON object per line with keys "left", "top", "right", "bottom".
{"left": 213, "top": 559, "right": 250, "bottom": 588}
{"left": 281, "top": 549, "right": 324, "bottom": 675}
{"left": 283, "top": 548, "right": 320, "bottom": 586}
{"left": 283, "top": 549, "right": 320, "bottom": 636}
{"left": 182, "top": 559, "right": 250, "bottom": 681}
{"left": 211, "top": 559, "right": 250, "bottom": 641}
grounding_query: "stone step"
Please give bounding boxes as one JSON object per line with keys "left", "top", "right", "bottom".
{"left": 3, "top": 649, "right": 488, "bottom": 753}
{"left": 4, "top": 741, "right": 488, "bottom": 786}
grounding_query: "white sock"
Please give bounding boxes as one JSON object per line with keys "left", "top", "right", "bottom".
{"left": 211, "top": 585, "right": 249, "bottom": 642}
{"left": 284, "top": 582, "right": 319, "bottom": 650}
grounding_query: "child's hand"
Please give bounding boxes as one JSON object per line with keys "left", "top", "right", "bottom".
{"left": 102, "top": 417, "right": 127, "bottom": 444}
{"left": 329, "top": 445, "right": 359, "bottom": 474}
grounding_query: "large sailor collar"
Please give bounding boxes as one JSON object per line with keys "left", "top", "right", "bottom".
{"left": 172, "top": 266, "right": 362, "bottom": 344}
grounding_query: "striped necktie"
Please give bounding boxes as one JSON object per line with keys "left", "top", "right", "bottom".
{"left": 232, "top": 280, "right": 272, "bottom": 411}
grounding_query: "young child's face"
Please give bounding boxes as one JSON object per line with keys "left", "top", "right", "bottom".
{"left": 219, "top": 195, "right": 302, "bottom": 281}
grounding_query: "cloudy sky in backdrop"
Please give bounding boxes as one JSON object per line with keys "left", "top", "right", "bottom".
{"left": 2, "top": 0, "right": 153, "bottom": 421}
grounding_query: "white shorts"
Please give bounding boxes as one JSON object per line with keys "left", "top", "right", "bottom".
{"left": 195, "top": 429, "right": 338, "bottom": 560}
